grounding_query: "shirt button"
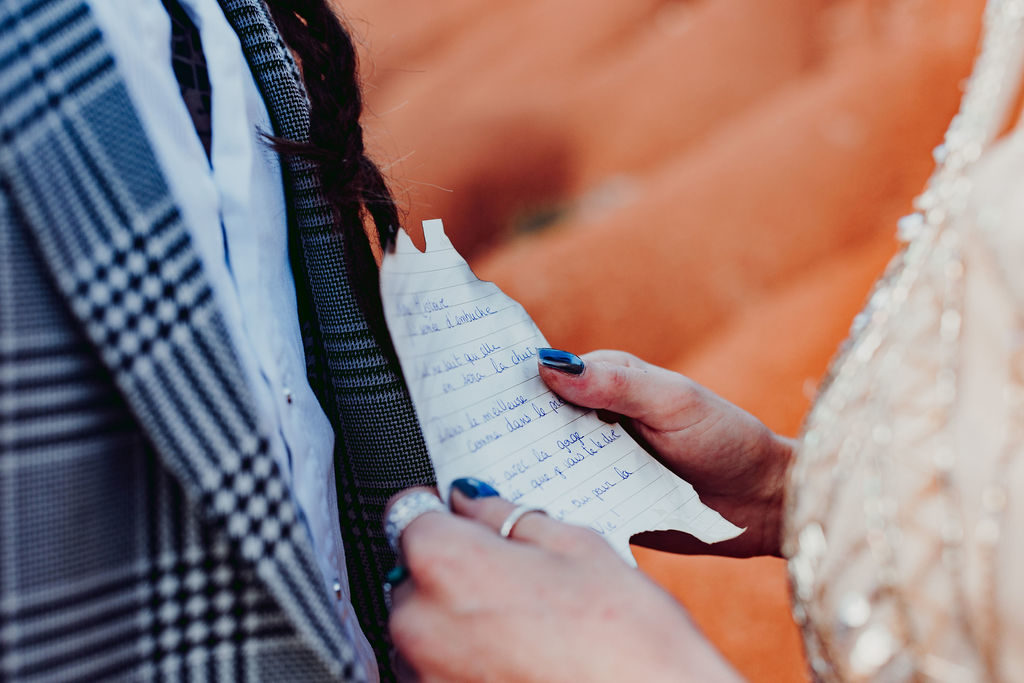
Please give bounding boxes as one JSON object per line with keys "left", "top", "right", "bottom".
{"left": 333, "top": 578, "right": 342, "bottom": 600}
{"left": 283, "top": 387, "right": 293, "bottom": 404}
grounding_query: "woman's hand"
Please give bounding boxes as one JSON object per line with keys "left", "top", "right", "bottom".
{"left": 387, "top": 484, "right": 742, "bottom": 683}
{"left": 538, "top": 349, "right": 795, "bottom": 557}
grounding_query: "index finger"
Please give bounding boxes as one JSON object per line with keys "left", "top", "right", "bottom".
{"left": 538, "top": 348, "right": 708, "bottom": 429}
{"left": 449, "top": 481, "right": 617, "bottom": 560}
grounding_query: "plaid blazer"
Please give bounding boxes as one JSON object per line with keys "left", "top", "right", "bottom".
{"left": 0, "top": 0, "right": 434, "bottom": 680}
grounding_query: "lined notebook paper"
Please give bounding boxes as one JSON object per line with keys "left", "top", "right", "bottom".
{"left": 380, "top": 219, "right": 742, "bottom": 563}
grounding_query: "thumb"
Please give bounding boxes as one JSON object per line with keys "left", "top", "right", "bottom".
{"left": 537, "top": 348, "right": 702, "bottom": 429}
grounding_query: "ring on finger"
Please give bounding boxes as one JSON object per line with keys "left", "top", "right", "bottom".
{"left": 498, "top": 505, "right": 547, "bottom": 539}
{"left": 384, "top": 491, "right": 447, "bottom": 555}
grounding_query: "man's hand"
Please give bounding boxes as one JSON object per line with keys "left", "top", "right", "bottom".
{"left": 539, "top": 349, "right": 795, "bottom": 557}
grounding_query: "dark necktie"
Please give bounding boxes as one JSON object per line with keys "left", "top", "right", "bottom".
{"left": 162, "top": 0, "right": 213, "bottom": 160}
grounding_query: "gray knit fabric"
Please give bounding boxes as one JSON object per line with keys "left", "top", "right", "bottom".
{"left": 218, "top": 2, "right": 435, "bottom": 675}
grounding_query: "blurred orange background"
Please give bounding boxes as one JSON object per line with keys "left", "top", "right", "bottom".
{"left": 341, "top": 1, "right": 986, "bottom": 679}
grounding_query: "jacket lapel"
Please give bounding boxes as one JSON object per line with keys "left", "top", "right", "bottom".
{"left": 219, "top": 0, "right": 435, "bottom": 662}
{"left": 0, "top": 1, "right": 361, "bottom": 678}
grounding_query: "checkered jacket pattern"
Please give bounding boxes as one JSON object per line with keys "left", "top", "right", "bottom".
{"left": 0, "top": 0, "right": 434, "bottom": 680}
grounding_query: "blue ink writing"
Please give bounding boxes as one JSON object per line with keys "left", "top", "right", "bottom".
{"left": 446, "top": 305, "right": 498, "bottom": 328}
{"left": 557, "top": 432, "right": 584, "bottom": 451}
{"left": 467, "top": 432, "right": 502, "bottom": 453}
{"left": 509, "top": 346, "right": 535, "bottom": 366}
{"left": 506, "top": 412, "right": 533, "bottom": 433}
{"left": 591, "top": 479, "right": 617, "bottom": 501}
{"left": 504, "top": 459, "right": 530, "bottom": 481}
{"left": 530, "top": 472, "right": 552, "bottom": 490}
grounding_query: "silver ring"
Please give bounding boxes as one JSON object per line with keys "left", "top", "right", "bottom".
{"left": 385, "top": 491, "right": 447, "bottom": 555}
{"left": 498, "top": 505, "right": 546, "bottom": 539}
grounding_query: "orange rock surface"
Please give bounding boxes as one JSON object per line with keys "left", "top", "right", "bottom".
{"left": 341, "top": 0, "right": 985, "bottom": 679}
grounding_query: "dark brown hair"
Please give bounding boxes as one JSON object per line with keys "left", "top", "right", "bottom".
{"left": 264, "top": 0, "right": 399, "bottom": 343}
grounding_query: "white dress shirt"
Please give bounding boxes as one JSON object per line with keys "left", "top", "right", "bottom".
{"left": 86, "top": 1, "right": 377, "bottom": 676}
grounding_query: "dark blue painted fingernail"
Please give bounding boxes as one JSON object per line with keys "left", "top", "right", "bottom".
{"left": 385, "top": 565, "right": 410, "bottom": 587}
{"left": 450, "top": 477, "right": 500, "bottom": 499}
{"left": 538, "top": 348, "right": 585, "bottom": 375}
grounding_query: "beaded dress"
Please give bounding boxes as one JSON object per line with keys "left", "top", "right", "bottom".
{"left": 783, "top": 1, "right": 1024, "bottom": 679}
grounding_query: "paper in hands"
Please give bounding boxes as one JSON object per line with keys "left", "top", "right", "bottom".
{"left": 380, "top": 220, "right": 743, "bottom": 563}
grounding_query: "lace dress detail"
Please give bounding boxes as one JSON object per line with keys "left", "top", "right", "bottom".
{"left": 783, "top": 1, "right": 1024, "bottom": 680}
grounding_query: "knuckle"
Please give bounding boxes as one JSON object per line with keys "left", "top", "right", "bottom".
{"left": 467, "top": 496, "right": 514, "bottom": 529}
{"left": 556, "top": 524, "right": 608, "bottom": 556}
{"left": 576, "top": 528, "right": 611, "bottom": 555}
{"left": 677, "top": 375, "right": 705, "bottom": 404}
{"left": 679, "top": 381, "right": 716, "bottom": 421}
{"left": 655, "top": 374, "right": 706, "bottom": 423}
{"left": 405, "top": 550, "right": 448, "bottom": 591}
{"left": 591, "top": 363, "right": 630, "bottom": 409}
{"left": 607, "top": 365, "right": 631, "bottom": 393}
{"left": 402, "top": 516, "right": 450, "bottom": 582}
{"left": 404, "top": 518, "right": 490, "bottom": 592}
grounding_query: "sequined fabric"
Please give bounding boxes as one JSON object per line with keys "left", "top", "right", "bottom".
{"left": 784, "top": 1, "right": 1024, "bottom": 680}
